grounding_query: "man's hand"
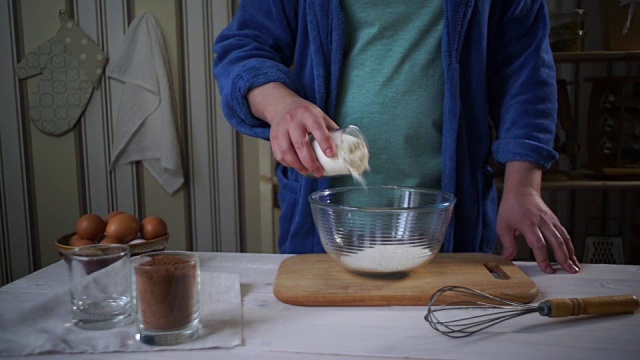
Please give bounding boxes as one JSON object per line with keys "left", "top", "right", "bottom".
{"left": 247, "top": 82, "right": 339, "bottom": 177}
{"left": 497, "top": 161, "right": 581, "bottom": 274}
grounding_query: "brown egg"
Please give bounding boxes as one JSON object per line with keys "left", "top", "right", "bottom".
{"left": 69, "top": 234, "right": 95, "bottom": 247}
{"left": 105, "top": 211, "right": 127, "bottom": 223}
{"left": 68, "top": 234, "right": 81, "bottom": 246}
{"left": 76, "top": 239, "right": 96, "bottom": 247}
{"left": 76, "top": 214, "right": 106, "bottom": 241}
{"left": 106, "top": 213, "right": 140, "bottom": 243}
{"left": 140, "top": 216, "right": 168, "bottom": 240}
{"left": 100, "top": 237, "right": 122, "bottom": 245}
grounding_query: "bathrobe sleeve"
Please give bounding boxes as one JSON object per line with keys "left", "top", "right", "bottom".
{"left": 213, "top": 0, "right": 300, "bottom": 141}
{"left": 487, "top": 0, "right": 559, "bottom": 169}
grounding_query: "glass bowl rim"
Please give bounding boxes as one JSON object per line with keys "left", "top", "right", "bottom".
{"left": 309, "top": 185, "right": 456, "bottom": 212}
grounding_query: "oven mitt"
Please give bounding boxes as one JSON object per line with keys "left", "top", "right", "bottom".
{"left": 15, "top": 13, "right": 107, "bottom": 136}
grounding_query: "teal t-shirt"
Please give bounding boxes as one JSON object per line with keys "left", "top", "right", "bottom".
{"left": 333, "top": 0, "right": 444, "bottom": 189}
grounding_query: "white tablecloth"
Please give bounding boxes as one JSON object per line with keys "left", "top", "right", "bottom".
{"left": 0, "top": 270, "right": 242, "bottom": 356}
{"left": 1, "top": 252, "right": 639, "bottom": 360}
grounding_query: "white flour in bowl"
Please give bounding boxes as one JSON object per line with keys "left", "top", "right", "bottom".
{"left": 341, "top": 244, "right": 432, "bottom": 272}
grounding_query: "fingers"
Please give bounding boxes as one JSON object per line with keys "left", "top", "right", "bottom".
{"left": 268, "top": 101, "right": 337, "bottom": 177}
{"left": 555, "top": 222, "right": 581, "bottom": 271}
{"left": 497, "top": 227, "right": 518, "bottom": 260}
{"left": 520, "top": 226, "right": 555, "bottom": 274}
{"left": 538, "top": 221, "right": 579, "bottom": 274}
{"left": 519, "top": 219, "right": 580, "bottom": 274}
{"left": 500, "top": 224, "right": 557, "bottom": 274}
{"left": 497, "top": 190, "right": 580, "bottom": 275}
{"left": 252, "top": 85, "right": 341, "bottom": 177}
{"left": 271, "top": 124, "right": 322, "bottom": 177}
{"left": 307, "top": 120, "right": 336, "bottom": 159}
{"left": 290, "top": 122, "right": 324, "bottom": 176}
{"left": 545, "top": 223, "right": 580, "bottom": 274}
{"left": 536, "top": 209, "right": 580, "bottom": 273}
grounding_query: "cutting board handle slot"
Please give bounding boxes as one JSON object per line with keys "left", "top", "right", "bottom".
{"left": 484, "top": 262, "right": 510, "bottom": 280}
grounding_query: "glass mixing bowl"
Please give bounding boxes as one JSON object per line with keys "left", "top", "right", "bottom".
{"left": 309, "top": 186, "right": 456, "bottom": 277}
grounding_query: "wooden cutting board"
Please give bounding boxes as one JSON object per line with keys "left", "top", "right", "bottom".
{"left": 273, "top": 253, "right": 538, "bottom": 306}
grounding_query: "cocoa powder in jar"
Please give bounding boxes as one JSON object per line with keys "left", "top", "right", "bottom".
{"left": 135, "top": 255, "right": 198, "bottom": 331}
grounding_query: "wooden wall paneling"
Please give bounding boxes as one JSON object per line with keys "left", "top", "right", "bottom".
{"left": 2, "top": 0, "right": 245, "bottom": 284}
{"left": 132, "top": 0, "right": 188, "bottom": 251}
{"left": 183, "top": 0, "right": 214, "bottom": 251}
{"left": 234, "top": 0, "right": 277, "bottom": 254}
{"left": 19, "top": 0, "right": 80, "bottom": 269}
{"left": 103, "top": 0, "right": 139, "bottom": 217}
{"left": 240, "top": 136, "right": 277, "bottom": 254}
{"left": 258, "top": 140, "right": 277, "bottom": 253}
{"left": 211, "top": 0, "right": 241, "bottom": 252}
{"left": 0, "top": 0, "right": 35, "bottom": 284}
{"left": 240, "top": 137, "right": 259, "bottom": 252}
{"left": 182, "top": 0, "right": 240, "bottom": 252}
{"left": 73, "top": 0, "right": 111, "bottom": 217}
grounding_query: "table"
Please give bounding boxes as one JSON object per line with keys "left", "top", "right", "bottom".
{"left": 2, "top": 253, "right": 639, "bottom": 360}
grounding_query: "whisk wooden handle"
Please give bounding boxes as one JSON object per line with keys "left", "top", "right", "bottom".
{"left": 538, "top": 295, "right": 640, "bottom": 318}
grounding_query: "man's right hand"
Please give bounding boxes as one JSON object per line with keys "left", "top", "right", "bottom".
{"left": 247, "top": 82, "right": 339, "bottom": 177}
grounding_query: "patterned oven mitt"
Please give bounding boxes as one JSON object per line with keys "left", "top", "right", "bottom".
{"left": 16, "top": 13, "right": 107, "bottom": 136}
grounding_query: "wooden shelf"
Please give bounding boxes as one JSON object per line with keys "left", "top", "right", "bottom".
{"left": 548, "top": 51, "right": 640, "bottom": 191}
{"left": 495, "top": 179, "right": 640, "bottom": 190}
{"left": 553, "top": 50, "right": 640, "bottom": 63}
{"left": 495, "top": 171, "right": 640, "bottom": 190}
{"left": 538, "top": 179, "right": 640, "bottom": 190}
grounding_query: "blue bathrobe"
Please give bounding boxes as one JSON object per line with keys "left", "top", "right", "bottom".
{"left": 213, "top": 0, "right": 558, "bottom": 254}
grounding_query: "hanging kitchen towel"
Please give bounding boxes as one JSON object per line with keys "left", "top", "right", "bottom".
{"left": 107, "top": 13, "right": 184, "bottom": 194}
{"left": 15, "top": 12, "right": 107, "bottom": 136}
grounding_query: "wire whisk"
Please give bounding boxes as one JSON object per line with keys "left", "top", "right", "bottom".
{"left": 425, "top": 286, "right": 639, "bottom": 338}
